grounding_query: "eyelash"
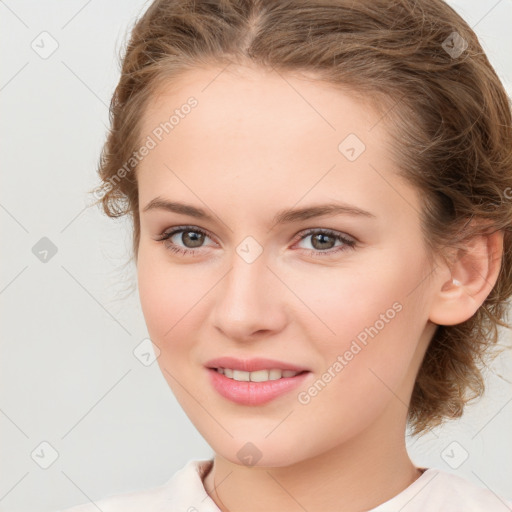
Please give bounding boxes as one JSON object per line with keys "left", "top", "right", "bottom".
{"left": 155, "top": 225, "right": 356, "bottom": 258}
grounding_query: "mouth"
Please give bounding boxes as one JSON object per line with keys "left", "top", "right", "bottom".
{"left": 205, "top": 361, "right": 312, "bottom": 405}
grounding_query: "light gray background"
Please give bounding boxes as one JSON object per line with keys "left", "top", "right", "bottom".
{"left": 1, "top": 1, "right": 511, "bottom": 510}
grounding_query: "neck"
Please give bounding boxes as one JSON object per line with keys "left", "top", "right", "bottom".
{"left": 203, "top": 411, "right": 421, "bottom": 512}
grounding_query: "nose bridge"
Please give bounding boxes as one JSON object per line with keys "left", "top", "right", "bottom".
{"left": 223, "top": 247, "right": 270, "bottom": 314}
{"left": 212, "top": 242, "right": 284, "bottom": 339}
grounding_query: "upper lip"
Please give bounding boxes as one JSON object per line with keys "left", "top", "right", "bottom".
{"left": 205, "top": 357, "right": 310, "bottom": 373}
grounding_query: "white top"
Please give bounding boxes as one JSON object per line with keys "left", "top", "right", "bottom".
{"left": 60, "top": 459, "right": 512, "bottom": 512}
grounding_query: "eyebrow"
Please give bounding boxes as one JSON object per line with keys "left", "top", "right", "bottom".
{"left": 142, "top": 197, "right": 376, "bottom": 225}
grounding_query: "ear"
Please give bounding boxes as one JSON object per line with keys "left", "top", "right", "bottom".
{"left": 429, "top": 228, "right": 504, "bottom": 326}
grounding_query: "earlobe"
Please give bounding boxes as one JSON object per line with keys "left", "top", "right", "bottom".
{"left": 429, "top": 229, "right": 504, "bottom": 326}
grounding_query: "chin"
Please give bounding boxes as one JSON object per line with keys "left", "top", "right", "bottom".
{"left": 207, "top": 433, "right": 311, "bottom": 469}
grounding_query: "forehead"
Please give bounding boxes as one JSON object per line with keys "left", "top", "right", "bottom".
{"left": 141, "top": 64, "right": 380, "bottom": 149}
{"left": 137, "top": 65, "right": 421, "bottom": 224}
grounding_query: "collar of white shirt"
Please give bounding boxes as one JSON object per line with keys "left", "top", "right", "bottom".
{"left": 62, "top": 459, "right": 512, "bottom": 512}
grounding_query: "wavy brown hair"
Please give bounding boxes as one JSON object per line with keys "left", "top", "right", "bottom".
{"left": 92, "top": 0, "right": 512, "bottom": 435}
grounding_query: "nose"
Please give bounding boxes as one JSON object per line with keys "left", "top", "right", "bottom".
{"left": 211, "top": 249, "right": 288, "bottom": 342}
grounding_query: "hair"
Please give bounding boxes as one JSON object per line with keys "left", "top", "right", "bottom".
{"left": 92, "top": 0, "right": 512, "bottom": 435}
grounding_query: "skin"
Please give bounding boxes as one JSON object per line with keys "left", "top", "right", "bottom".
{"left": 135, "top": 63, "right": 503, "bottom": 511}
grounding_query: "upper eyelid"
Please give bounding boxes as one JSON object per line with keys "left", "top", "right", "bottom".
{"left": 162, "top": 225, "right": 216, "bottom": 241}
{"left": 297, "top": 227, "right": 356, "bottom": 242}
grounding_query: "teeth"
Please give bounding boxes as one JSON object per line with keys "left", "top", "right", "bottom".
{"left": 216, "top": 368, "right": 301, "bottom": 381}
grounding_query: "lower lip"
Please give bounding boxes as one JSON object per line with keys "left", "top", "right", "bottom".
{"left": 207, "top": 368, "right": 311, "bottom": 406}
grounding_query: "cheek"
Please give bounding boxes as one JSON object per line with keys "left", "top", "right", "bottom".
{"left": 292, "top": 293, "right": 424, "bottom": 438}
{"left": 137, "top": 260, "right": 172, "bottom": 340}
{"left": 286, "top": 260, "right": 414, "bottom": 343}
{"left": 136, "top": 246, "right": 218, "bottom": 363}
{"left": 137, "top": 249, "right": 193, "bottom": 342}
{"left": 290, "top": 255, "right": 429, "bottom": 398}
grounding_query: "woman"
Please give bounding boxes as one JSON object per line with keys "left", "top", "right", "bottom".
{"left": 62, "top": 0, "right": 512, "bottom": 510}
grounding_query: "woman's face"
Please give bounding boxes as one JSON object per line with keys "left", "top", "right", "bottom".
{"left": 136, "top": 65, "right": 440, "bottom": 467}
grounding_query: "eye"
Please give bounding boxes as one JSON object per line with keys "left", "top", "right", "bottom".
{"left": 156, "top": 226, "right": 215, "bottom": 256}
{"left": 293, "top": 228, "right": 356, "bottom": 257}
{"left": 156, "top": 226, "right": 356, "bottom": 258}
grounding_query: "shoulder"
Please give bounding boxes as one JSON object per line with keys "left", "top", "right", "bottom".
{"left": 424, "top": 469, "right": 512, "bottom": 509}
{"left": 373, "top": 468, "right": 512, "bottom": 512}
{"left": 57, "top": 459, "right": 218, "bottom": 512}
